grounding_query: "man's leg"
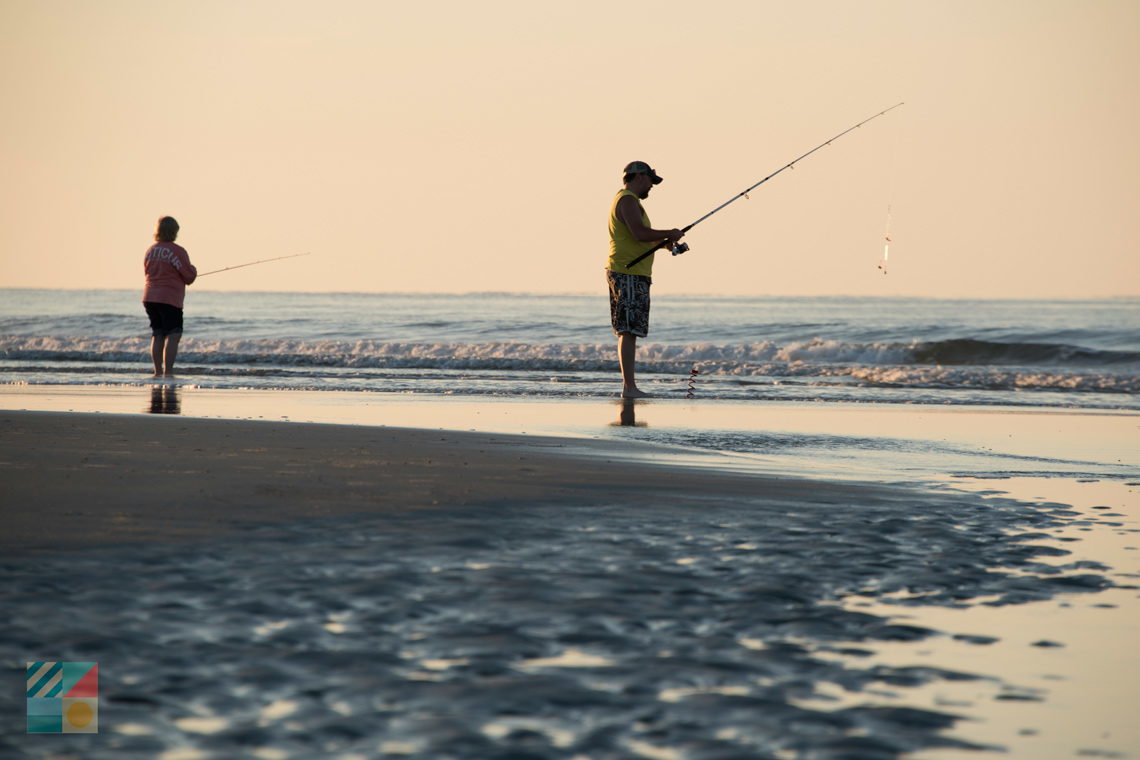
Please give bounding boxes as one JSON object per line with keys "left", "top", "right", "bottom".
{"left": 163, "top": 333, "right": 181, "bottom": 377}
{"left": 619, "top": 332, "right": 648, "bottom": 398}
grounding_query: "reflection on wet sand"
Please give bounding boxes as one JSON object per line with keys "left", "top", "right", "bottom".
{"left": 146, "top": 385, "right": 181, "bottom": 415}
{"left": 610, "top": 398, "right": 647, "bottom": 427}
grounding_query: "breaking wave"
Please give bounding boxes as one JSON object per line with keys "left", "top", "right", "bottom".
{"left": 2, "top": 336, "right": 1137, "bottom": 396}
{"left": 2, "top": 335, "right": 1136, "bottom": 367}
{"left": 911, "top": 338, "right": 1140, "bottom": 367}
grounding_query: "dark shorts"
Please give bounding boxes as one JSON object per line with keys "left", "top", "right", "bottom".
{"left": 144, "top": 302, "right": 184, "bottom": 336}
{"left": 607, "top": 270, "right": 651, "bottom": 337}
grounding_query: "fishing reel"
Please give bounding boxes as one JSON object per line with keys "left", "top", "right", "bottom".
{"left": 671, "top": 242, "right": 690, "bottom": 256}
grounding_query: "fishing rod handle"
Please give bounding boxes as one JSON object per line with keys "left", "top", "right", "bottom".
{"left": 626, "top": 224, "right": 694, "bottom": 269}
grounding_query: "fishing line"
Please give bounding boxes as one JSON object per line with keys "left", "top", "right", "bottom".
{"left": 875, "top": 111, "right": 900, "bottom": 276}
{"left": 198, "top": 252, "right": 312, "bottom": 277}
{"left": 626, "top": 102, "right": 905, "bottom": 269}
{"left": 878, "top": 204, "right": 892, "bottom": 275}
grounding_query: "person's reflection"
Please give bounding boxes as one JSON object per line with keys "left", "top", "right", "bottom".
{"left": 610, "top": 398, "right": 648, "bottom": 427}
{"left": 147, "top": 385, "right": 181, "bottom": 415}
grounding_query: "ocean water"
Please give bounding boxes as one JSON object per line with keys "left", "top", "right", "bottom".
{"left": 1, "top": 289, "right": 1137, "bottom": 410}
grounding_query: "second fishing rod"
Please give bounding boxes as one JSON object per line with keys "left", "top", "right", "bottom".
{"left": 624, "top": 102, "right": 905, "bottom": 269}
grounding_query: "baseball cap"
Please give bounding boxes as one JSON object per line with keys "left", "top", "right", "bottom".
{"left": 623, "top": 161, "right": 663, "bottom": 184}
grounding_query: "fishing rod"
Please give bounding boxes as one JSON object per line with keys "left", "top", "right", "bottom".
{"left": 197, "top": 251, "right": 312, "bottom": 277}
{"left": 627, "top": 102, "right": 905, "bottom": 269}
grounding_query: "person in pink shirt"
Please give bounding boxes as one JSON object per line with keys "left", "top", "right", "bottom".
{"left": 142, "top": 216, "right": 197, "bottom": 377}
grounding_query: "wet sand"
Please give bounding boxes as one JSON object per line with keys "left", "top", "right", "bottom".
{"left": 0, "top": 409, "right": 903, "bottom": 555}
{"left": 1, "top": 392, "right": 1138, "bottom": 759}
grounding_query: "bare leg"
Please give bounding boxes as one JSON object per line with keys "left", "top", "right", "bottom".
{"left": 150, "top": 336, "right": 164, "bottom": 377}
{"left": 163, "top": 333, "right": 182, "bottom": 377}
{"left": 619, "top": 332, "right": 649, "bottom": 398}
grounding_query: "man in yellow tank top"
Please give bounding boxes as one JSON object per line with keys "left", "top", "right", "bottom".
{"left": 607, "top": 161, "right": 684, "bottom": 398}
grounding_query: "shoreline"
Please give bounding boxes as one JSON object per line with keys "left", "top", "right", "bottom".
{"left": 3, "top": 384, "right": 1137, "bottom": 554}
{"left": 3, "top": 383, "right": 1138, "bottom": 475}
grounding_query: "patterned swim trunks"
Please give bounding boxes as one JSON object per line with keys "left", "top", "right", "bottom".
{"left": 606, "top": 270, "right": 652, "bottom": 337}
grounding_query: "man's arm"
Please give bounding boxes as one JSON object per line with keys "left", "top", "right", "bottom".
{"left": 616, "top": 195, "right": 683, "bottom": 243}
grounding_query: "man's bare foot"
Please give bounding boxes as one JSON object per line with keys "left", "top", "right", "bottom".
{"left": 621, "top": 387, "right": 651, "bottom": 399}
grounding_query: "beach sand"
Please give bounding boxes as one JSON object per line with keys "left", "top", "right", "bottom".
{"left": 1, "top": 387, "right": 1138, "bottom": 759}
{"left": 0, "top": 409, "right": 890, "bottom": 555}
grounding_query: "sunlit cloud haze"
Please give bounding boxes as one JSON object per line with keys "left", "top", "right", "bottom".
{"left": 1, "top": 0, "right": 1137, "bottom": 297}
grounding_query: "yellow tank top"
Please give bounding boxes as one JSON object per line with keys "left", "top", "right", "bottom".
{"left": 608, "top": 189, "right": 654, "bottom": 277}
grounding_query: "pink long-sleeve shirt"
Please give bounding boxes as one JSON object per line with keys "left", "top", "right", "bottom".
{"left": 142, "top": 242, "right": 197, "bottom": 308}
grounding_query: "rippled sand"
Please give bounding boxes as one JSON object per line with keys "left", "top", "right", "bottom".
{"left": 1, "top": 409, "right": 1136, "bottom": 759}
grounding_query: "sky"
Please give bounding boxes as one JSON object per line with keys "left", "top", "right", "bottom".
{"left": 1, "top": 0, "right": 1137, "bottom": 298}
